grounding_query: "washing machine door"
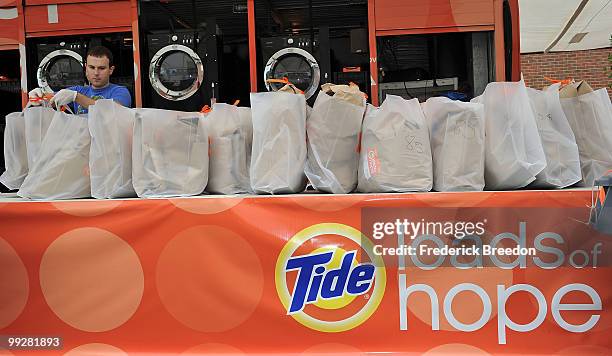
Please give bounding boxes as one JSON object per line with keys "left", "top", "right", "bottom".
{"left": 149, "top": 44, "right": 204, "bottom": 101}
{"left": 264, "top": 47, "right": 320, "bottom": 100}
{"left": 37, "top": 49, "right": 84, "bottom": 92}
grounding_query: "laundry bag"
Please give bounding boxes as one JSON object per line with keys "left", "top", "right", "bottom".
{"left": 471, "top": 80, "right": 546, "bottom": 190}
{"left": 358, "top": 95, "right": 433, "bottom": 193}
{"left": 1, "top": 103, "right": 56, "bottom": 190}
{"left": 18, "top": 110, "right": 91, "bottom": 200}
{"left": 132, "top": 108, "right": 208, "bottom": 198}
{"left": 88, "top": 99, "right": 137, "bottom": 198}
{"left": 206, "top": 103, "right": 252, "bottom": 194}
{"left": 423, "top": 97, "right": 485, "bottom": 191}
{"left": 237, "top": 107, "right": 253, "bottom": 169}
{"left": 250, "top": 84, "right": 307, "bottom": 194}
{"left": 560, "top": 83, "right": 612, "bottom": 186}
{"left": 0, "top": 112, "right": 28, "bottom": 189}
{"left": 526, "top": 84, "right": 581, "bottom": 188}
{"left": 24, "top": 105, "right": 55, "bottom": 168}
{"left": 305, "top": 83, "right": 366, "bottom": 193}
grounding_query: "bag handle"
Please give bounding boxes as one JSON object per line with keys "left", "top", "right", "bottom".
{"left": 266, "top": 77, "right": 304, "bottom": 95}
{"left": 201, "top": 99, "right": 241, "bottom": 113}
{"left": 27, "top": 94, "right": 54, "bottom": 108}
{"left": 30, "top": 93, "right": 75, "bottom": 114}
{"left": 544, "top": 76, "right": 573, "bottom": 88}
{"left": 348, "top": 82, "right": 368, "bottom": 99}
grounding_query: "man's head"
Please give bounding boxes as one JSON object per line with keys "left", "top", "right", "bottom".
{"left": 85, "top": 46, "right": 114, "bottom": 89}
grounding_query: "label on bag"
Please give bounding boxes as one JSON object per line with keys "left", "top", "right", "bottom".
{"left": 366, "top": 147, "right": 381, "bottom": 178}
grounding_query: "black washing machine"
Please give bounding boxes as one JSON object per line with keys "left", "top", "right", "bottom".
{"left": 260, "top": 27, "right": 331, "bottom": 102}
{"left": 144, "top": 27, "right": 219, "bottom": 111}
{"left": 28, "top": 38, "right": 87, "bottom": 93}
{"left": 89, "top": 33, "right": 135, "bottom": 106}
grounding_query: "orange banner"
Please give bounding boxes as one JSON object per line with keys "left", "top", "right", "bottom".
{"left": 0, "top": 190, "right": 610, "bottom": 355}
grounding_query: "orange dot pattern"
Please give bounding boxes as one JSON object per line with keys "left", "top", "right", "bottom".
{"left": 0, "top": 191, "right": 610, "bottom": 355}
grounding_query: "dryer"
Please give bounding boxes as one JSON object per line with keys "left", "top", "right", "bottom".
{"left": 90, "top": 33, "right": 135, "bottom": 106}
{"left": 144, "top": 28, "right": 219, "bottom": 111}
{"left": 29, "top": 39, "right": 87, "bottom": 93}
{"left": 260, "top": 27, "right": 330, "bottom": 102}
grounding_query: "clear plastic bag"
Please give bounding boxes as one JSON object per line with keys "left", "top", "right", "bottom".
{"left": 88, "top": 99, "right": 137, "bottom": 198}
{"left": 24, "top": 106, "right": 55, "bottom": 168}
{"left": 358, "top": 95, "right": 433, "bottom": 193}
{"left": 0, "top": 104, "right": 56, "bottom": 190}
{"left": 305, "top": 84, "right": 366, "bottom": 193}
{"left": 250, "top": 90, "right": 307, "bottom": 194}
{"left": 472, "top": 80, "right": 546, "bottom": 190}
{"left": 0, "top": 112, "right": 27, "bottom": 189}
{"left": 560, "top": 88, "right": 612, "bottom": 186}
{"left": 132, "top": 108, "right": 208, "bottom": 198}
{"left": 423, "top": 97, "right": 485, "bottom": 191}
{"left": 206, "top": 103, "right": 252, "bottom": 194}
{"left": 18, "top": 110, "right": 91, "bottom": 200}
{"left": 526, "top": 84, "right": 581, "bottom": 188}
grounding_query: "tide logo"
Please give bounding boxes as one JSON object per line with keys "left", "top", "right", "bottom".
{"left": 275, "top": 223, "right": 386, "bottom": 332}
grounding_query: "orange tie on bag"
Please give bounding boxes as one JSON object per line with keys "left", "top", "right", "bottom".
{"left": 30, "top": 94, "right": 70, "bottom": 112}
{"left": 266, "top": 77, "right": 305, "bottom": 95}
{"left": 544, "top": 76, "right": 573, "bottom": 89}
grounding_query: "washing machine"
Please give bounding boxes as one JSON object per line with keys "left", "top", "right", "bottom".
{"left": 260, "top": 27, "right": 331, "bottom": 102}
{"left": 145, "top": 28, "right": 219, "bottom": 111}
{"left": 90, "top": 33, "right": 135, "bottom": 106}
{"left": 29, "top": 39, "right": 87, "bottom": 93}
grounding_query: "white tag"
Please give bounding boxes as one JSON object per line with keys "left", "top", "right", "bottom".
{"left": 47, "top": 5, "right": 58, "bottom": 24}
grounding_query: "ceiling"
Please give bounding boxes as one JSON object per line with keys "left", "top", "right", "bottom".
{"left": 519, "top": 0, "right": 612, "bottom": 53}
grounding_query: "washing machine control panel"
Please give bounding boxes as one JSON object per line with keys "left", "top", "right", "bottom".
{"left": 168, "top": 33, "right": 201, "bottom": 45}
{"left": 285, "top": 36, "right": 316, "bottom": 48}
{"left": 40, "top": 42, "right": 83, "bottom": 51}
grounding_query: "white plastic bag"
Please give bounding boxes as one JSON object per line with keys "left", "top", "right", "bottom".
{"left": 423, "top": 97, "right": 485, "bottom": 191}
{"left": 18, "top": 110, "right": 91, "bottom": 200}
{"left": 560, "top": 88, "right": 612, "bottom": 186}
{"left": 250, "top": 88, "right": 307, "bottom": 194}
{"left": 472, "top": 80, "right": 546, "bottom": 190}
{"left": 526, "top": 84, "right": 581, "bottom": 188}
{"left": 238, "top": 107, "right": 253, "bottom": 170}
{"left": 88, "top": 99, "right": 136, "bottom": 198}
{"left": 305, "top": 83, "right": 366, "bottom": 193}
{"left": 23, "top": 106, "right": 55, "bottom": 167}
{"left": 358, "top": 95, "right": 433, "bottom": 193}
{"left": 132, "top": 108, "right": 208, "bottom": 198}
{"left": 206, "top": 103, "right": 251, "bottom": 194}
{"left": 24, "top": 106, "right": 55, "bottom": 168}
{"left": 0, "top": 112, "right": 27, "bottom": 189}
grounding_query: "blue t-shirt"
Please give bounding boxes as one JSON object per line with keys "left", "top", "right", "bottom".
{"left": 67, "top": 83, "right": 131, "bottom": 114}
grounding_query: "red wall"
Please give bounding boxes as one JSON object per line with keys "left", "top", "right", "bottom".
{"left": 374, "top": 0, "right": 494, "bottom": 32}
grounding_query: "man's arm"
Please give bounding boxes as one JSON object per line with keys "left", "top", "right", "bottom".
{"left": 70, "top": 86, "right": 131, "bottom": 109}
{"left": 112, "top": 87, "right": 132, "bottom": 108}
{"left": 74, "top": 93, "right": 97, "bottom": 109}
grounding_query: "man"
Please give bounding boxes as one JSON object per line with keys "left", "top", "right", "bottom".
{"left": 29, "top": 45, "right": 131, "bottom": 113}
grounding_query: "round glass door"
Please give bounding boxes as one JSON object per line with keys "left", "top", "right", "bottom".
{"left": 149, "top": 44, "right": 203, "bottom": 101}
{"left": 37, "top": 50, "right": 84, "bottom": 93}
{"left": 264, "top": 47, "right": 320, "bottom": 99}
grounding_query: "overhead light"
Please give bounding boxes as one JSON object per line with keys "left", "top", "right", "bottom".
{"left": 569, "top": 32, "right": 588, "bottom": 44}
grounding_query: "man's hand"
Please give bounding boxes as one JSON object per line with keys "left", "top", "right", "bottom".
{"left": 50, "top": 89, "right": 78, "bottom": 108}
{"left": 28, "top": 88, "right": 50, "bottom": 105}
{"left": 28, "top": 88, "right": 45, "bottom": 99}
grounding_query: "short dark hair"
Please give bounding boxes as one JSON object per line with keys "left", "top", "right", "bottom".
{"left": 87, "top": 45, "right": 114, "bottom": 67}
